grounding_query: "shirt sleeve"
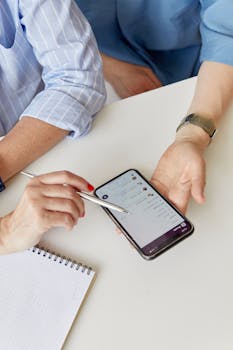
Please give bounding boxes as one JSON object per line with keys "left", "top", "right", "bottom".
{"left": 19, "top": 0, "right": 106, "bottom": 138}
{"left": 199, "top": 0, "right": 233, "bottom": 67}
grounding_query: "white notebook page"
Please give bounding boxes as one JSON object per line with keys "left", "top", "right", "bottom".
{"left": 0, "top": 247, "right": 95, "bottom": 350}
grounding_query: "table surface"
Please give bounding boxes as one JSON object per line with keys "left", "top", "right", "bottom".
{"left": 1, "top": 77, "right": 233, "bottom": 350}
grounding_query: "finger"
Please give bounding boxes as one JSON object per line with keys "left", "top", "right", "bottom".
{"left": 168, "top": 180, "right": 191, "bottom": 214}
{"left": 114, "top": 227, "right": 135, "bottom": 250}
{"left": 43, "top": 197, "right": 82, "bottom": 223}
{"left": 38, "top": 183, "right": 85, "bottom": 217}
{"left": 128, "top": 77, "right": 156, "bottom": 96}
{"left": 148, "top": 74, "right": 162, "bottom": 88}
{"left": 191, "top": 162, "right": 206, "bottom": 204}
{"left": 143, "top": 67, "right": 162, "bottom": 87}
{"left": 115, "top": 226, "right": 122, "bottom": 235}
{"left": 140, "top": 77, "right": 158, "bottom": 92}
{"left": 36, "top": 171, "right": 94, "bottom": 192}
{"left": 43, "top": 210, "right": 75, "bottom": 231}
{"left": 191, "top": 178, "right": 206, "bottom": 204}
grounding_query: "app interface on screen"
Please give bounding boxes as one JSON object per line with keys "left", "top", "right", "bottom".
{"left": 95, "top": 170, "right": 185, "bottom": 248}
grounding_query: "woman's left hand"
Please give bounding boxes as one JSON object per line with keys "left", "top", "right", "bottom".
{"left": 151, "top": 128, "right": 209, "bottom": 214}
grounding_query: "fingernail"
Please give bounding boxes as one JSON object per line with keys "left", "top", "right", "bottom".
{"left": 87, "top": 184, "right": 94, "bottom": 191}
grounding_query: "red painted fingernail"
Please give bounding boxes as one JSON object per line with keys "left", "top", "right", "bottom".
{"left": 87, "top": 184, "right": 94, "bottom": 191}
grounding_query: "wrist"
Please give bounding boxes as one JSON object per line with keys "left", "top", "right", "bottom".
{"left": 0, "top": 214, "right": 11, "bottom": 255}
{"left": 0, "top": 146, "right": 11, "bottom": 182}
{"left": 176, "top": 113, "right": 217, "bottom": 149}
{"left": 175, "top": 124, "right": 210, "bottom": 150}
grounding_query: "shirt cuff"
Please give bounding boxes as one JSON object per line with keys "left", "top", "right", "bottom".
{"left": 20, "top": 89, "right": 94, "bottom": 139}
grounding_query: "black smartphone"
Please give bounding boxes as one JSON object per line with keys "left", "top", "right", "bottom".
{"left": 94, "top": 169, "right": 194, "bottom": 260}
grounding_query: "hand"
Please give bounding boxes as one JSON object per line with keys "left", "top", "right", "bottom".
{"left": 102, "top": 54, "right": 162, "bottom": 98}
{"left": 151, "top": 127, "right": 209, "bottom": 213}
{"left": 0, "top": 171, "right": 94, "bottom": 254}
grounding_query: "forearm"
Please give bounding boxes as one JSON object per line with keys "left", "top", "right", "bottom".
{"left": 0, "top": 215, "right": 9, "bottom": 255}
{"left": 176, "top": 61, "right": 233, "bottom": 145}
{"left": 153, "top": 63, "right": 233, "bottom": 212}
{"left": 0, "top": 217, "right": 4, "bottom": 254}
{"left": 0, "top": 117, "right": 68, "bottom": 182}
{"left": 188, "top": 61, "right": 233, "bottom": 123}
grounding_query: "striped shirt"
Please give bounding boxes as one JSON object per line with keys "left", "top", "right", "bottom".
{"left": 0, "top": 0, "right": 106, "bottom": 138}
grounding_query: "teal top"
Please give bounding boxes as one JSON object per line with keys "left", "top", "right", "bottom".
{"left": 76, "top": 0, "right": 233, "bottom": 85}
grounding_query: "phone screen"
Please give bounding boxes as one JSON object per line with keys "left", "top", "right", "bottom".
{"left": 95, "top": 169, "right": 193, "bottom": 258}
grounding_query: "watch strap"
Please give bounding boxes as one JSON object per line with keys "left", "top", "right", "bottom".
{"left": 0, "top": 176, "right": 5, "bottom": 192}
{"left": 176, "top": 113, "right": 216, "bottom": 138}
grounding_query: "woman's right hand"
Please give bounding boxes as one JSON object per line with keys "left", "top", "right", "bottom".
{"left": 0, "top": 171, "right": 94, "bottom": 254}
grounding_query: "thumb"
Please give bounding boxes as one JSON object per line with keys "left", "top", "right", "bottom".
{"left": 191, "top": 178, "right": 206, "bottom": 204}
{"left": 191, "top": 159, "right": 206, "bottom": 204}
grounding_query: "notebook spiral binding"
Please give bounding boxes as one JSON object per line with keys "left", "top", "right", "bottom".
{"left": 30, "top": 246, "right": 92, "bottom": 275}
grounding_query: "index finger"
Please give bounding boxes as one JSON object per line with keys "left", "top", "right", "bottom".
{"left": 35, "top": 170, "right": 94, "bottom": 192}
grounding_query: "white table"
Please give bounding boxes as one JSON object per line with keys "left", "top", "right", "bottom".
{"left": 1, "top": 77, "right": 233, "bottom": 350}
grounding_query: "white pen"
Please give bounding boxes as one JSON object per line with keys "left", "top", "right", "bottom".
{"left": 20, "top": 171, "right": 128, "bottom": 214}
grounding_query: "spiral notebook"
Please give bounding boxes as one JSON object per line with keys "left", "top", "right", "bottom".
{"left": 0, "top": 246, "right": 95, "bottom": 350}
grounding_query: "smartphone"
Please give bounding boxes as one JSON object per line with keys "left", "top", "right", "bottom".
{"left": 94, "top": 169, "right": 194, "bottom": 260}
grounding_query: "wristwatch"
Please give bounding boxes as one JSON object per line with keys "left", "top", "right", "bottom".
{"left": 0, "top": 176, "right": 5, "bottom": 192}
{"left": 176, "top": 113, "right": 217, "bottom": 138}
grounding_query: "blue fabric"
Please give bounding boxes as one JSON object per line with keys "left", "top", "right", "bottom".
{"left": 76, "top": 0, "right": 233, "bottom": 85}
{"left": 0, "top": 0, "right": 106, "bottom": 138}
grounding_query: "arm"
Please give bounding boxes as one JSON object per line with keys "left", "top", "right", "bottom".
{"left": 151, "top": 0, "right": 233, "bottom": 213}
{"left": 0, "top": 118, "right": 68, "bottom": 182}
{"left": 0, "top": 0, "right": 105, "bottom": 182}
{"left": 0, "top": 171, "right": 93, "bottom": 255}
{"left": 151, "top": 61, "right": 233, "bottom": 213}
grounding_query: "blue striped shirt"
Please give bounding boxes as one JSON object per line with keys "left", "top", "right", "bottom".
{"left": 0, "top": 0, "right": 106, "bottom": 138}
